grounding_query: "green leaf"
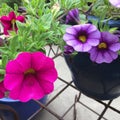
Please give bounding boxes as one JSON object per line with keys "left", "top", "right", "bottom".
{"left": 9, "top": 35, "right": 19, "bottom": 52}
{"left": 109, "top": 27, "right": 118, "bottom": 33}
{"left": 40, "top": 13, "right": 53, "bottom": 30}
{"left": 0, "top": 69, "right": 5, "bottom": 75}
{"left": 2, "top": 55, "right": 8, "bottom": 68}
{"left": 60, "top": 0, "right": 80, "bottom": 10}
{"left": 22, "top": 0, "right": 29, "bottom": 4}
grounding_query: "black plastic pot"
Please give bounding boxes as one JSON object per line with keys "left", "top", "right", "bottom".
{"left": 64, "top": 53, "right": 120, "bottom": 100}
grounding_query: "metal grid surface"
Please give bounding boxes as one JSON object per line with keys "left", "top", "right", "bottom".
{"left": 27, "top": 45, "right": 120, "bottom": 120}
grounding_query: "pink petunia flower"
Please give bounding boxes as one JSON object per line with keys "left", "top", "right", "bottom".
{"left": 0, "top": 81, "right": 7, "bottom": 98}
{"left": 0, "top": 11, "right": 25, "bottom": 35}
{"left": 89, "top": 32, "right": 120, "bottom": 63}
{"left": 4, "top": 52, "right": 58, "bottom": 102}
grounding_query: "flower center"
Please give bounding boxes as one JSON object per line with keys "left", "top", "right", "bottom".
{"left": 79, "top": 35, "right": 86, "bottom": 42}
{"left": 24, "top": 68, "right": 35, "bottom": 75}
{"left": 11, "top": 19, "right": 16, "bottom": 24}
{"left": 98, "top": 42, "right": 107, "bottom": 49}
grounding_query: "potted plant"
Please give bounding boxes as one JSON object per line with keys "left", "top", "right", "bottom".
{"left": 54, "top": 0, "right": 120, "bottom": 100}
{"left": 0, "top": 0, "right": 61, "bottom": 119}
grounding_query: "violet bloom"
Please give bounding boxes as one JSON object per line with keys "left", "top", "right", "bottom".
{"left": 64, "top": 45, "right": 74, "bottom": 54}
{"left": 89, "top": 32, "right": 120, "bottom": 63}
{"left": 0, "top": 11, "right": 25, "bottom": 35}
{"left": 63, "top": 24, "right": 101, "bottom": 52}
{"left": 65, "top": 8, "right": 80, "bottom": 25}
{"left": 4, "top": 52, "right": 58, "bottom": 102}
{"left": 109, "top": 0, "right": 120, "bottom": 8}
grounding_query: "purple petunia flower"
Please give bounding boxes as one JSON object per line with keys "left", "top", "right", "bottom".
{"left": 89, "top": 32, "right": 120, "bottom": 63}
{"left": 63, "top": 24, "right": 101, "bottom": 52}
{"left": 64, "top": 45, "right": 74, "bottom": 54}
{"left": 65, "top": 8, "right": 80, "bottom": 25}
{"left": 109, "top": 0, "right": 120, "bottom": 8}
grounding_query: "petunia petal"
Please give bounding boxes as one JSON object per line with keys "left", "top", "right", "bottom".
{"left": 0, "top": 92, "right": 4, "bottom": 98}
{"left": 81, "top": 43, "right": 92, "bottom": 52}
{"left": 95, "top": 52, "right": 105, "bottom": 63}
{"left": 66, "top": 39, "right": 79, "bottom": 47}
{"left": 109, "top": 43, "right": 120, "bottom": 51}
{"left": 0, "top": 81, "right": 6, "bottom": 98}
{"left": 38, "top": 57, "right": 56, "bottom": 72}
{"left": 109, "top": 0, "right": 120, "bottom": 8}
{"left": 101, "top": 32, "right": 119, "bottom": 43}
{"left": 3, "top": 28, "right": 9, "bottom": 35}
{"left": 9, "top": 11, "right": 16, "bottom": 20}
{"left": 39, "top": 80, "right": 54, "bottom": 94}
{"left": 66, "top": 27, "right": 77, "bottom": 35}
{"left": 16, "top": 52, "right": 31, "bottom": 71}
{"left": 89, "top": 47, "right": 98, "bottom": 62}
{"left": 73, "top": 43, "right": 83, "bottom": 52}
{"left": 63, "top": 33, "right": 76, "bottom": 41}
{"left": 87, "top": 38, "right": 100, "bottom": 46}
{"left": 6, "top": 60, "right": 24, "bottom": 73}
{"left": 18, "top": 75, "right": 44, "bottom": 102}
{"left": 108, "top": 50, "right": 118, "bottom": 59}
{"left": 16, "top": 16, "right": 25, "bottom": 22}
{"left": 9, "top": 85, "right": 22, "bottom": 100}
{"left": 0, "top": 82, "right": 6, "bottom": 92}
{"left": 81, "top": 24, "right": 91, "bottom": 31}
{"left": 73, "top": 25, "right": 82, "bottom": 32}
{"left": 31, "top": 52, "right": 46, "bottom": 71}
{"left": 37, "top": 69, "right": 58, "bottom": 83}
{"left": 0, "top": 16, "right": 11, "bottom": 26}
{"left": 4, "top": 73, "right": 23, "bottom": 90}
{"left": 103, "top": 52, "right": 114, "bottom": 63}
{"left": 88, "top": 30, "right": 101, "bottom": 39}
{"left": 87, "top": 24, "right": 99, "bottom": 33}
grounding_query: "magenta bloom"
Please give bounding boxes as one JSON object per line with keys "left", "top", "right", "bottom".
{"left": 65, "top": 8, "right": 80, "bottom": 25}
{"left": 109, "top": 0, "right": 120, "bottom": 8}
{"left": 63, "top": 24, "right": 101, "bottom": 52}
{"left": 0, "top": 11, "right": 25, "bottom": 35}
{"left": 0, "top": 81, "right": 7, "bottom": 98}
{"left": 89, "top": 32, "right": 120, "bottom": 63}
{"left": 4, "top": 52, "right": 58, "bottom": 102}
